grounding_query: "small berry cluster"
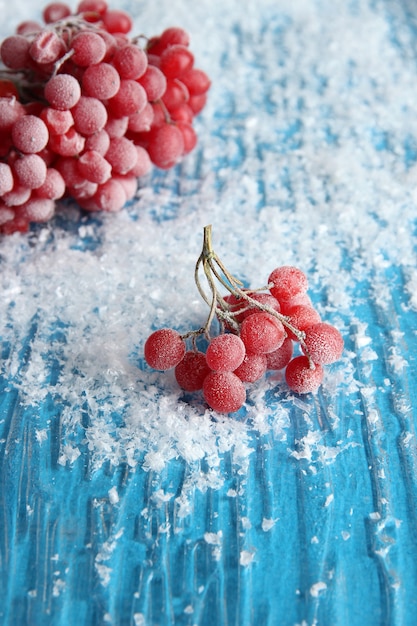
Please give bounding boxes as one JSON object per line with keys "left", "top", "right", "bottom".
{"left": 144, "top": 226, "right": 344, "bottom": 414}
{"left": 0, "top": 1, "right": 210, "bottom": 234}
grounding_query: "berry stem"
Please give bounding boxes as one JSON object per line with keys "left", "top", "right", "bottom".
{"left": 195, "top": 225, "right": 315, "bottom": 366}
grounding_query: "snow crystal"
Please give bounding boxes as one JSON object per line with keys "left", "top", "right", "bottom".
{"left": 310, "top": 581, "right": 327, "bottom": 597}
{"left": 239, "top": 550, "right": 256, "bottom": 566}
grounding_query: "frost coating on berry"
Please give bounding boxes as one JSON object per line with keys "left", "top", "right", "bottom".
{"left": 285, "top": 356, "right": 324, "bottom": 394}
{"left": 71, "top": 31, "right": 106, "bottom": 67}
{"left": 0, "top": 163, "right": 14, "bottom": 195}
{"left": 266, "top": 337, "right": 294, "bottom": 370}
{"left": 175, "top": 351, "right": 211, "bottom": 391}
{"left": 72, "top": 96, "right": 108, "bottom": 135}
{"left": 303, "top": 322, "right": 344, "bottom": 364}
{"left": 268, "top": 266, "right": 309, "bottom": 302}
{"left": 205, "top": 333, "right": 246, "bottom": 372}
{"left": 45, "top": 74, "right": 82, "bottom": 110}
{"left": 234, "top": 353, "right": 267, "bottom": 383}
{"left": 113, "top": 44, "right": 148, "bottom": 80}
{"left": 240, "top": 311, "right": 286, "bottom": 354}
{"left": 203, "top": 371, "right": 246, "bottom": 413}
{"left": 286, "top": 304, "right": 321, "bottom": 340}
{"left": 12, "top": 115, "right": 49, "bottom": 154}
{"left": 14, "top": 154, "right": 47, "bottom": 189}
{"left": 144, "top": 328, "right": 186, "bottom": 371}
{"left": 82, "top": 63, "right": 121, "bottom": 100}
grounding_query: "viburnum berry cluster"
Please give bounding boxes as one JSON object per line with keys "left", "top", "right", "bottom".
{"left": 0, "top": 1, "right": 210, "bottom": 234}
{"left": 144, "top": 225, "right": 344, "bottom": 414}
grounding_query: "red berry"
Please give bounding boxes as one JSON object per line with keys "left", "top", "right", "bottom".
{"left": 0, "top": 98, "right": 25, "bottom": 132}
{"left": 285, "top": 356, "right": 324, "bottom": 394}
{"left": 147, "top": 123, "right": 184, "bottom": 169}
{"left": 29, "top": 30, "right": 63, "bottom": 64}
{"left": 105, "top": 137, "right": 137, "bottom": 174}
{"left": 144, "top": 328, "right": 186, "bottom": 371}
{"left": 137, "top": 65, "right": 167, "bottom": 101}
{"left": 108, "top": 80, "right": 147, "bottom": 118}
{"left": 203, "top": 371, "right": 246, "bottom": 413}
{"left": 93, "top": 178, "right": 126, "bottom": 211}
{"left": 181, "top": 68, "right": 211, "bottom": 95}
{"left": 42, "top": 3, "right": 72, "bottom": 23}
{"left": 0, "top": 35, "right": 30, "bottom": 70}
{"left": 265, "top": 337, "right": 293, "bottom": 370}
{"left": 77, "top": 150, "right": 111, "bottom": 184}
{"left": 234, "top": 353, "right": 267, "bottom": 383}
{"left": 45, "top": 74, "right": 81, "bottom": 110}
{"left": 113, "top": 44, "right": 148, "bottom": 80}
{"left": 175, "top": 350, "right": 211, "bottom": 391}
{"left": 205, "top": 333, "right": 246, "bottom": 372}
{"left": 188, "top": 93, "right": 207, "bottom": 115}
{"left": 77, "top": 0, "right": 108, "bottom": 14}
{"left": 72, "top": 96, "right": 108, "bottom": 135}
{"left": 12, "top": 115, "right": 49, "bottom": 154}
{"left": 71, "top": 31, "right": 106, "bottom": 66}
{"left": 19, "top": 197, "right": 55, "bottom": 222}
{"left": 268, "top": 266, "right": 309, "bottom": 302}
{"left": 41, "top": 107, "right": 74, "bottom": 135}
{"left": 302, "top": 322, "right": 344, "bottom": 365}
{"left": 13, "top": 154, "right": 47, "bottom": 189}
{"left": 240, "top": 311, "right": 286, "bottom": 355}
{"left": 35, "top": 168, "right": 65, "bottom": 199}
{"left": 286, "top": 304, "right": 321, "bottom": 340}
{"left": 159, "top": 44, "right": 194, "bottom": 79}
{"left": 159, "top": 27, "right": 190, "bottom": 49}
{"left": 102, "top": 9, "right": 133, "bottom": 34}
{"left": 82, "top": 63, "right": 121, "bottom": 100}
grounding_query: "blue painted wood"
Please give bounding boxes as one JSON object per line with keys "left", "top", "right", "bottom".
{"left": 1, "top": 0, "right": 417, "bottom": 625}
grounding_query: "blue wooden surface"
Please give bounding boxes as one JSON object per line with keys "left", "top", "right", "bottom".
{"left": 1, "top": 0, "right": 417, "bottom": 625}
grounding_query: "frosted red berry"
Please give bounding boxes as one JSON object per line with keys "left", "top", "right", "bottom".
{"left": 240, "top": 311, "right": 286, "bottom": 355}
{"left": 203, "top": 371, "right": 246, "bottom": 413}
{"left": 44, "top": 74, "right": 82, "bottom": 110}
{"left": 268, "top": 266, "right": 309, "bottom": 302}
{"left": 175, "top": 350, "right": 211, "bottom": 391}
{"left": 285, "top": 356, "right": 324, "bottom": 394}
{"left": 12, "top": 115, "right": 49, "bottom": 154}
{"left": 144, "top": 328, "right": 186, "bottom": 371}
{"left": 302, "top": 322, "right": 344, "bottom": 365}
{"left": 205, "top": 333, "right": 246, "bottom": 372}
{"left": 234, "top": 353, "right": 267, "bottom": 383}
{"left": 265, "top": 337, "right": 294, "bottom": 370}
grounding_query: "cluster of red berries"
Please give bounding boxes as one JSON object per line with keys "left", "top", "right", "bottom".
{"left": 0, "top": 1, "right": 210, "bottom": 234}
{"left": 144, "top": 226, "right": 344, "bottom": 414}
